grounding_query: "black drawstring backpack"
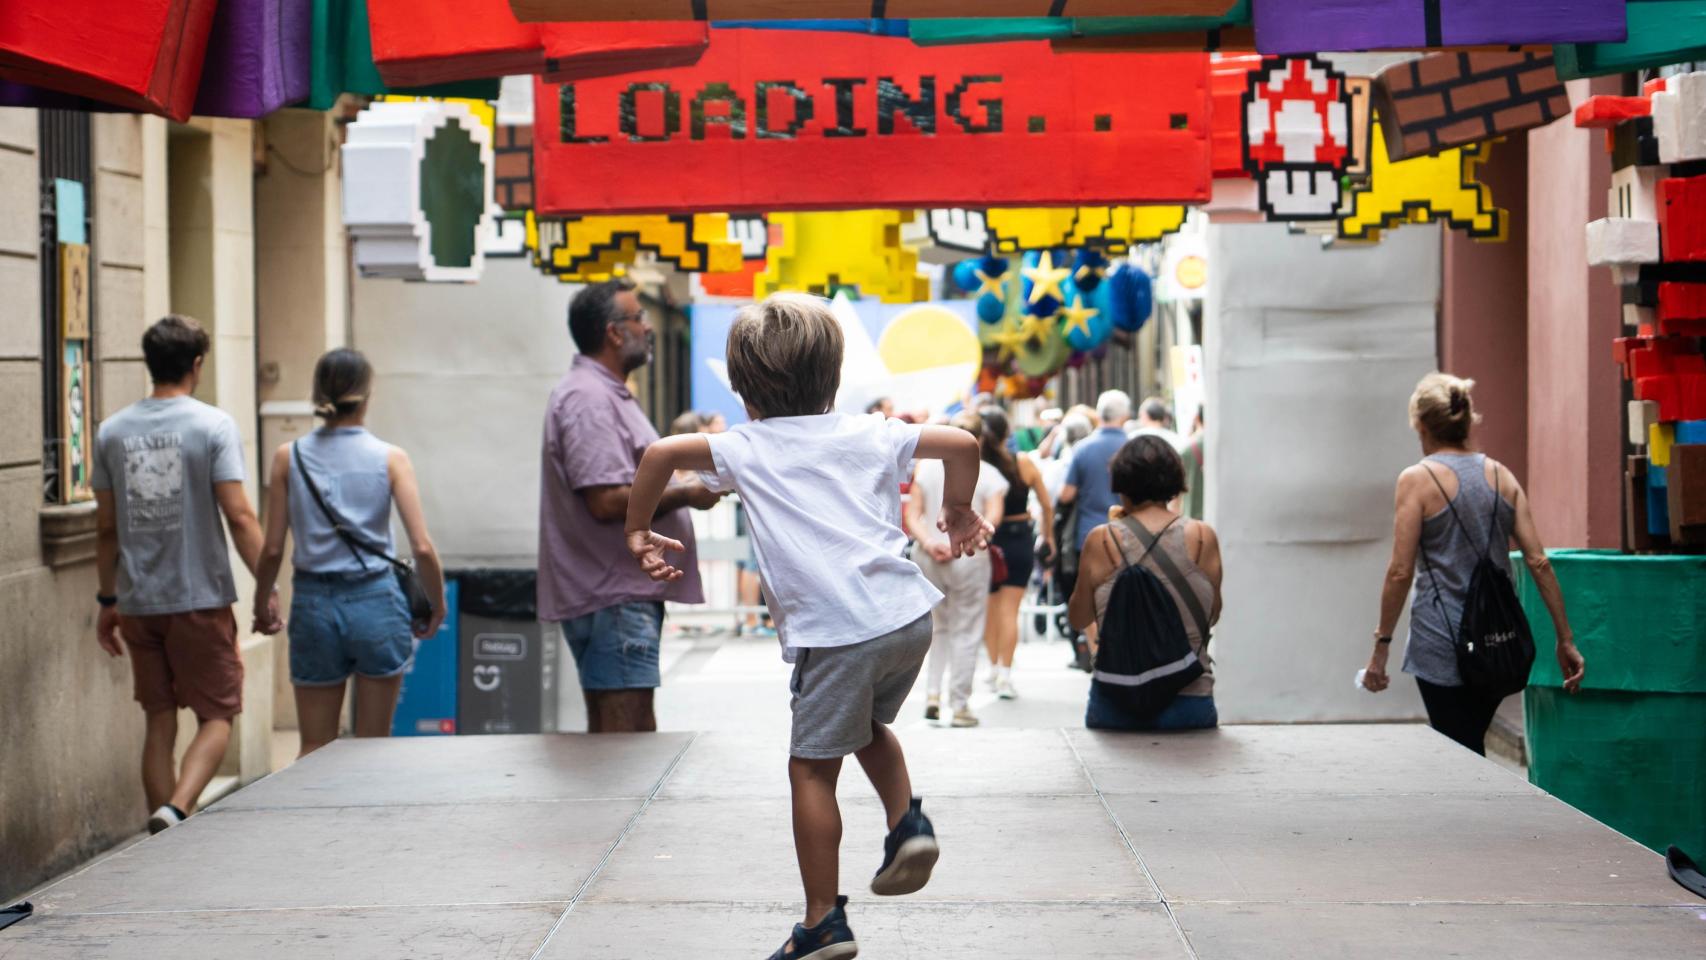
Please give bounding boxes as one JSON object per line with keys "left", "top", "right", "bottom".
{"left": 1091, "top": 516, "right": 1208, "bottom": 720}
{"left": 1418, "top": 463, "right": 1536, "bottom": 698}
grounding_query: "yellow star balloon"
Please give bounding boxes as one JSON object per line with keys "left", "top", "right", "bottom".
{"left": 1060, "top": 295, "right": 1099, "bottom": 340}
{"left": 1023, "top": 251, "right": 1071, "bottom": 306}
{"left": 974, "top": 268, "right": 1008, "bottom": 300}
{"left": 1019, "top": 311, "right": 1058, "bottom": 343}
{"left": 990, "top": 325, "right": 1032, "bottom": 360}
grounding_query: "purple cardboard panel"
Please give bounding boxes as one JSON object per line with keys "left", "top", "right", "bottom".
{"left": 1254, "top": 0, "right": 1628, "bottom": 55}
{"left": 0, "top": 79, "right": 121, "bottom": 111}
{"left": 193, "top": 0, "right": 312, "bottom": 117}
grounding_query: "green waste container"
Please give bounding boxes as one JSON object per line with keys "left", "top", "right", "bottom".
{"left": 1516, "top": 549, "right": 1706, "bottom": 855}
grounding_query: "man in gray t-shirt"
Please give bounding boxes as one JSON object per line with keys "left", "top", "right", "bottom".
{"left": 91, "top": 315, "right": 276, "bottom": 836}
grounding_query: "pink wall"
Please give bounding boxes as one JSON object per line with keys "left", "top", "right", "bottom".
{"left": 1525, "top": 80, "right": 1624, "bottom": 549}
{"left": 1442, "top": 134, "right": 1529, "bottom": 481}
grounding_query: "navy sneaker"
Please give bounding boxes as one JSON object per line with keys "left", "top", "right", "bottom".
{"left": 766, "top": 896, "right": 857, "bottom": 960}
{"left": 870, "top": 797, "right": 939, "bottom": 896}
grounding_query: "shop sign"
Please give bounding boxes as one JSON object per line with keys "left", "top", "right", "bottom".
{"left": 533, "top": 30, "right": 1210, "bottom": 214}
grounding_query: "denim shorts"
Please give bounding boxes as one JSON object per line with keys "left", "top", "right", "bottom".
{"left": 289, "top": 569, "right": 415, "bottom": 686}
{"left": 562, "top": 601, "right": 664, "bottom": 691}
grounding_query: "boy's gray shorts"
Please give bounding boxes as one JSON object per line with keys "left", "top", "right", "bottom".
{"left": 789, "top": 613, "right": 933, "bottom": 759}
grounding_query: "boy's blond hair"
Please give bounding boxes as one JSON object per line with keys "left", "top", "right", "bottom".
{"left": 726, "top": 293, "right": 844, "bottom": 418}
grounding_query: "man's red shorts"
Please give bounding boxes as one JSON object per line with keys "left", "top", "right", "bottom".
{"left": 120, "top": 607, "right": 244, "bottom": 721}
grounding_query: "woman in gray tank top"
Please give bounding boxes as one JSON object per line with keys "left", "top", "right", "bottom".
{"left": 1361, "top": 373, "right": 1585, "bottom": 755}
{"left": 251, "top": 350, "right": 446, "bottom": 758}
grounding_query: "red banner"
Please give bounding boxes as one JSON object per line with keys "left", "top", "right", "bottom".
{"left": 533, "top": 30, "right": 1210, "bottom": 215}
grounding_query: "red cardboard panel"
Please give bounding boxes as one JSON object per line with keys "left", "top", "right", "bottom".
{"left": 511, "top": 1, "right": 1233, "bottom": 22}
{"left": 540, "top": 23, "right": 709, "bottom": 83}
{"left": 1661, "top": 175, "right": 1706, "bottom": 263}
{"left": 367, "top": 0, "right": 543, "bottom": 88}
{"left": 0, "top": 0, "right": 217, "bottom": 121}
{"left": 1211, "top": 54, "right": 1262, "bottom": 177}
{"left": 533, "top": 30, "right": 1210, "bottom": 214}
{"left": 1575, "top": 95, "right": 1652, "bottom": 129}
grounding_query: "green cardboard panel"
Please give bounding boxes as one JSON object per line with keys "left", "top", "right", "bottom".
{"left": 909, "top": 1, "right": 1248, "bottom": 46}
{"left": 310, "top": 0, "right": 499, "bottom": 110}
{"left": 1554, "top": 1, "right": 1706, "bottom": 79}
{"left": 1515, "top": 549, "right": 1706, "bottom": 694}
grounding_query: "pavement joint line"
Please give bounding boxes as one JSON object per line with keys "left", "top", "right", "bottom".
{"left": 528, "top": 730, "right": 702, "bottom": 960}
{"left": 199, "top": 795, "right": 657, "bottom": 813}
{"left": 29, "top": 900, "right": 575, "bottom": 919}
{"left": 1060, "top": 727, "right": 1202, "bottom": 960}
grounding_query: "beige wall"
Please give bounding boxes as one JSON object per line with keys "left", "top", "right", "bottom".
{"left": 1, "top": 110, "right": 282, "bottom": 901}
{"left": 165, "top": 116, "right": 274, "bottom": 781}
{"left": 254, "top": 109, "right": 348, "bottom": 731}
{"left": 0, "top": 110, "right": 154, "bottom": 902}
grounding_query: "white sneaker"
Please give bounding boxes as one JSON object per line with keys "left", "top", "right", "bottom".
{"left": 950, "top": 708, "right": 980, "bottom": 728}
{"left": 996, "top": 677, "right": 1018, "bottom": 700}
{"left": 147, "top": 804, "right": 185, "bottom": 835}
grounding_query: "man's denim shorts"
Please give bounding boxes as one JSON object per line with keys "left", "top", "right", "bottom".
{"left": 562, "top": 601, "right": 664, "bottom": 691}
{"left": 289, "top": 569, "right": 415, "bottom": 686}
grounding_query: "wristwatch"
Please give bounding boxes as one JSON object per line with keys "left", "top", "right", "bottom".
{"left": 96, "top": 594, "right": 118, "bottom": 608}
{"left": 1373, "top": 633, "right": 1392, "bottom": 644}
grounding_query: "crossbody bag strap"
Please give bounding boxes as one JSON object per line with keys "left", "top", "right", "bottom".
{"left": 1118, "top": 516, "right": 1211, "bottom": 646}
{"left": 292, "top": 441, "right": 400, "bottom": 571}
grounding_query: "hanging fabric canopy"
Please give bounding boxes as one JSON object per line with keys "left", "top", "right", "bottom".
{"left": 194, "top": 0, "right": 313, "bottom": 118}
{"left": 0, "top": 0, "right": 218, "bottom": 121}
{"left": 366, "top": 0, "right": 544, "bottom": 88}
{"left": 310, "top": 0, "right": 500, "bottom": 109}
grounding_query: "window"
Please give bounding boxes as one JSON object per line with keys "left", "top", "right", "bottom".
{"left": 38, "top": 109, "right": 95, "bottom": 505}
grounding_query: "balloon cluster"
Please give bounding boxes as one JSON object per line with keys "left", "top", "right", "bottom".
{"left": 953, "top": 249, "right": 1154, "bottom": 399}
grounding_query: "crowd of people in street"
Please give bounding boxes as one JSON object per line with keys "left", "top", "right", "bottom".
{"left": 86, "top": 282, "right": 1590, "bottom": 878}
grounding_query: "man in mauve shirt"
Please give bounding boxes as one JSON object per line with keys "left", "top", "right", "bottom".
{"left": 538, "top": 278, "right": 721, "bottom": 733}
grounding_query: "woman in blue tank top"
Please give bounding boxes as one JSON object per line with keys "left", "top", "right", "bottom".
{"left": 251, "top": 349, "right": 446, "bottom": 757}
{"left": 1361, "top": 373, "right": 1585, "bottom": 755}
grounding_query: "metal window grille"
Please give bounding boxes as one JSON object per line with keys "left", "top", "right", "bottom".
{"left": 38, "top": 109, "right": 94, "bottom": 504}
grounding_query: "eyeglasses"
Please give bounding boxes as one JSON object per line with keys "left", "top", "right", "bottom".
{"left": 615, "top": 310, "right": 647, "bottom": 327}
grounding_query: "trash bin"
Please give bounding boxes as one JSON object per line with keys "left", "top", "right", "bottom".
{"left": 392, "top": 578, "right": 458, "bottom": 736}
{"left": 1517, "top": 549, "right": 1706, "bottom": 855}
{"left": 453, "top": 568, "right": 559, "bottom": 735}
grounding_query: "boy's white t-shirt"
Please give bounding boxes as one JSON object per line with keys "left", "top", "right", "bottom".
{"left": 908, "top": 457, "right": 1009, "bottom": 543}
{"left": 700, "top": 413, "right": 944, "bottom": 654}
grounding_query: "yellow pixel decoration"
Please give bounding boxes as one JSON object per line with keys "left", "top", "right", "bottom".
{"left": 1338, "top": 123, "right": 1506, "bottom": 242}
{"left": 754, "top": 210, "right": 930, "bottom": 304}
{"left": 985, "top": 206, "right": 1187, "bottom": 253}
{"left": 528, "top": 212, "right": 742, "bottom": 282}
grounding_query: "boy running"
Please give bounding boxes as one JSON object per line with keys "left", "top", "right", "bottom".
{"left": 626, "top": 294, "right": 992, "bottom": 959}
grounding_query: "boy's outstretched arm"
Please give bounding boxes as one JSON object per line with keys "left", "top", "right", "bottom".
{"left": 626, "top": 434, "right": 717, "bottom": 581}
{"left": 914, "top": 425, "right": 994, "bottom": 557}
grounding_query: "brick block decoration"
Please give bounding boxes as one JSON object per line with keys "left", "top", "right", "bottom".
{"left": 1666, "top": 443, "right": 1706, "bottom": 542}
{"left": 493, "top": 124, "right": 533, "bottom": 211}
{"left": 1626, "top": 455, "right": 1660, "bottom": 550}
{"left": 1661, "top": 175, "right": 1706, "bottom": 262}
{"left": 1373, "top": 52, "right": 1570, "bottom": 162}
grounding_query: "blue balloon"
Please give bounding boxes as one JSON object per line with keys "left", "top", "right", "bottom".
{"left": 952, "top": 259, "right": 982, "bottom": 294}
{"left": 1073, "top": 249, "right": 1109, "bottom": 294}
{"left": 1105, "top": 264, "right": 1154, "bottom": 333}
{"left": 976, "top": 292, "right": 1006, "bottom": 323}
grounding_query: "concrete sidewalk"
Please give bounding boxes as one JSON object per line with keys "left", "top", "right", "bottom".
{"left": 4, "top": 724, "right": 1700, "bottom": 959}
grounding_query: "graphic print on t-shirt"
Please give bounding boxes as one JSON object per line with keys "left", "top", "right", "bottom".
{"left": 122, "top": 433, "right": 184, "bottom": 531}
